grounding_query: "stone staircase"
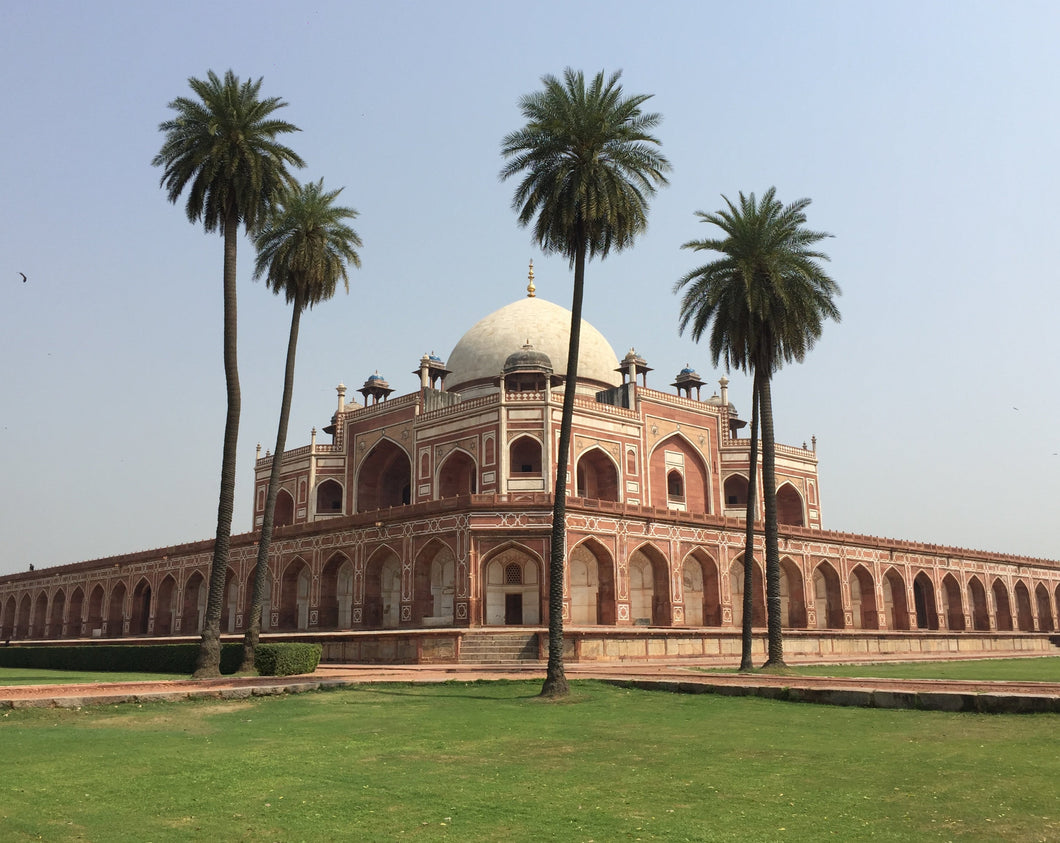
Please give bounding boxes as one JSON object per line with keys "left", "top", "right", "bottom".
{"left": 459, "top": 631, "right": 542, "bottom": 665}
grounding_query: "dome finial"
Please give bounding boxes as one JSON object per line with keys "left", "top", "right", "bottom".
{"left": 527, "top": 259, "right": 536, "bottom": 298}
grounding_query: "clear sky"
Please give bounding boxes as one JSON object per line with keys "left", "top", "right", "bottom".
{"left": 2, "top": 1, "right": 1058, "bottom": 576}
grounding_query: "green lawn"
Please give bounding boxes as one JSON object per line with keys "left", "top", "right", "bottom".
{"left": 0, "top": 668, "right": 187, "bottom": 686}
{"left": 1, "top": 680, "right": 1057, "bottom": 841}
{"left": 785, "top": 656, "right": 1060, "bottom": 683}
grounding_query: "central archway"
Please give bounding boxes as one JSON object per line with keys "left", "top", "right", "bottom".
{"left": 482, "top": 546, "right": 541, "bottom": 626}
{"left": 357, "top": 440, "right": 412, "bottom": 512}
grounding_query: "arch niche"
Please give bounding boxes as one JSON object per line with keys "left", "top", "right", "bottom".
{"left": 243, "top": 568, "right": 274, "bottom": 632}
{"left": 182, "top": 572, "right": 207, "bottom": 634}
{"left": 992, "top": 579, "right": 1013, "bottom": 631}
{"left": 33, "top": 591, "right": 47, "bottom": 637}
{"left": 848, "top": 565, "right": 879, "bottom": 630}
{"left": 1014, "top": 581, "right": 1034, "bottom": 632}
{"left": 437, "top": 449, "right": 477, "bottom": 498}
{"left": 414, "top": 542, "right": 457, "bottom": 626}
{"left": 1034, "top": 584, "right": 1054, "bottom": 632}
{"left": 49, "top": 588, "right": 66, "bottom": 639}
{"left": 730, "top": 555, "right": 766, "bottom": 628}
{"left": 316, "top": 479, "right": 344, "bottom": 514}
{"left": 274, "top": 489, "right": 295, "bottom": 527}
{"left": 779, "top": 557, "right": 808, "bottom": 628}
{"left": 941, "top": 574, "right": 965, "bottom": 631}
{"left": 813, "top": 561, "right": 843, "bottom": 629}
{"left": 575, "top": 448, "right": 620, "bottom": 502}
{"left": 776, "top": 483, "right": 805, "bottom": 527}
{"left": 569, "top": 540, "right": 616, "bottom": 625}
{"left": 649, "top": 435, "right": 711, "bottom": 514}
{"left": 222, "top": 568, "right": 239, "bottom": 633}
{"left": 87, "top": 585, "right": 105, "bottom": 637}
{"left": 483, "top": 546, "right": 541, "bottom": 626}
{"left": 279, "top": 558, "right": 313, "bottom": 631}
{"left": 130, "top": 578, "right": 152, "bottom": 635}
{"left": 15, "top": 594, "right": 31, "bottom": 638}
{"left": 681, "top": 550, "right": 720, "bottom": 627}
{"left": 319, "top": 553, "right": 355, "bottom": 629}
{"left": 913, "top": 572, "right": 939, "bottom": 630}
{"left": 364, "top": 547, "right": 403, "bottom": 628}
{"left": 967, "top": 576, "right": 990, "bottom": 631}
{"left": 107, "top": 582, "right": 127, "bottom": 637}
{"left": 882, "top": 568, "right": 910, "bottom": 631}
{"left": 67, "top": 587, "right": 85, "bottom": 638}
{"left": 357, "top": 440, "right": 412, "bottom": 511}
{"left": 628, "top": 545, "right": 670, "bottom": 625}
{"left": 723, "top": 474, "right": 750, "bottom": 510}
{"left": 154, "top": 577, "right": 176, "bottom": 636}
{"left": 1, "top": 595, "right": 15, "bottom": 639}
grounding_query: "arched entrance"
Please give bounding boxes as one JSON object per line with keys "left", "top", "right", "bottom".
{"left": 316, "top": 479, "right": 343, "bottom": 514}
{"left": 1014, "top": 581, "right": 1033, "bottom": 631}
{"left": 87, "top": 585, "right": 105, "bottom": 637}
{"left": 222, "top": 569, "right": 239, "bottom": 633}
{"left": 941, "top": 574, "right": 965, "bottom": 631}
{"left": 968, "top": 576, "right": 990, "bottom": 631}
{"left": 243, "top": 570, "right": 274, "bottom": 632}
{"left": 813, "top": 561, "right": 843, "bottom": 629}
{"left": 575, "top": 448, "right": 620, "bottom": 502}
{"left": 882, "top": 568, "right": 909, "bottom": 631}
{"left": 779, "top": 557, "right": 807, "bottom": 628}
{"left": 364, "top": 548, "right": 402, "bottom": 628}
{"left": 776, "top": 483, "right": 805, "bottom": 527}
{"left": 628, "top": 545, "right": 669, "bottom": 625}
{"left": 681, "top": 550, "right": 720, "bottom": 626}
{"left": 107, "top": 582, "right": 127, "bottom": 637}
{"left": 483, "top": 546, "right": 541, "bottom": 626}
{"left": 130, "top": 579, "right": 152, "bottom": 635}
{"left": 437, "top": 450, "right": 477, "bottom": 498}
{"left": 730, "top": 555, "right": 766, "bottom": 628}
{"left": 569, "top": 541, "right": 616, "bottom": 625}
{"left": 67, "top": 587, "right": 85, "bottom": 638}
{"left": 848, "top": 565, "right": 878, "bottom": 630}
{"left": 49, "top": 589, "right": 66, "bottom": 639}
{"left": 274, "top": 489, "right": 295, "bottom": 527}
{"left": 1035, "top": 584, "right": 1054, "bottom": 632}
{"left": 33, "top": 591, "right": 47, "bottom": 638}
{"left": 319, "top": 553, "right": 354, "bottom": 629}
{"left": 279, "top": 559, "right": 312, "bottom": 630}
{"left": 414, "top": 542, "right": 457, "bottom": 626}
{"left": 1, "top": 595, "right": 15, "bottom": 639}
{"left": 155, "top": 577, "right": 176, "bottom": 636}
{"left": 992, "top": 579, "right": 1013, "bottom": 631}
{"left": 357, "top": 440, "right": 412, "bottom": 511}
{"left": 913, "top": 572, "right": 938, "bottom": 630}
{"left": 649, "top": 435, "right": 711, "bottom": 513}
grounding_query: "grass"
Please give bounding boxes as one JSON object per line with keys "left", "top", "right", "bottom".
{"left": 1, "top": 679, "right": 1058, "bottom": 841}
{"left": 787, "top": 656, "right": 1060, "bottom": 683}
{"left": 0, "top": 668, "right": 187, "bottom": 686}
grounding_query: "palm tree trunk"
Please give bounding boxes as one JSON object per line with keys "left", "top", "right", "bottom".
{"left": 195, "top": 207, "right": 241, "bottom": 679}
{"left": 759, "top": 375, "right": 786, "bottom": 668}
{"left": 739, "top": 369, "right": 760, "bottom": 671}
{"left": 240, "top": 288, "right": 304, "bottom": 672}
{"left": 541, "top": 241, "right": 587, "bottom": 699}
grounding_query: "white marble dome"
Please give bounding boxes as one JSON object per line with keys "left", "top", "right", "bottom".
{"left": 445, "top": 296, "right": 622, "bottom": 395}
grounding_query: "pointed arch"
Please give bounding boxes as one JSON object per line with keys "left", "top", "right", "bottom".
{"left": 130, "top": 578, "right": 152, "bottom": 635}
{"left": 66, "top": 587, "right": 85, "bottom": 638}
{"left": 509, "top": 435, "right": 542, "bottom": 475}
{"left": 848, "top": 564, "right": 878, "bottom": 630}
{"left": 32, "top": 591, "right": 48, "bottom": 638}
{"left": 967, "top": 576, "right": 990, "bottom": 631}
{"left": 364, "top": 545, "right": 403, "bottom": 628}
{"left": 482, "top": 543, "right": 542, "bottom": 626}
{"left": 628, "top": 543, "right": 671, "bottom": 625}
{"left": 437, "top": 448, "right": 477, "bottom": 498}
{"left": 569, "top": 539, "right": 616, "bottom": 625}
{"left": 776, "top": 483, "right": 805, "bottom": 527}
{"left": 913, "top": 571, "right": 938, "bottom": 630}
{"left": 882, "top": 568, "right": 910, "bottom": 631}
{"left": 992, "top": 578, "right": 1013, "bottom": 631}
{"left": 183, "top": 571, "right": 207, "bottom": 634}
{"left": 1013, "top": 581, "right": 1033, "bottom": 631}
{"left": 681, "top": 549, "right": 720, "bottom": 627}
{"left": 575, "top": 446, "right": 620, "bottom": 502}
{"left": 723, "top": 474, "right": 751, "bottom": 516}
{"left": 779, "top": 557, "right": 808, "bottom": 628}
{"left": 154, "top": 576, "right": 176, "bottom": 636}
{"left": 357, "top": 438, "right": 412, "bottom": 511}
{"left": 279, "top": 557, "right": 312, "bottom": 631}
{"left": 274, "top": 488, "right": 295, "bottom": 527}
{"left": 243, "top": 566, "right": 274, "bottom": 632}
{"left": 87, "top": 584, "right": 105, "bottom": 637}
{"left": 320, "top": 552, "right": 354, "bottom": 629}
{"left": 1, "top": 595, "right": 15, "bottom": 639}
{"left": 107, "top": 581, "right": 127, "bottom": 637}
{"left": 730, "top": 554, "right": 766, "bottom": 628}
{"left": 414, "top": 540, "right": 457, "bottom": 625}
{"left": 221, "top": 567, "right": 239, "bottom": 633}
{"left": 1034, "top": 583, "right": 1054, "bottom": 632}
{"left": 316, "top": 478, "right": 344, "bottom": 514}
{"left": 941, "top": 573, "right": 965, "bottom": 631}
{"left": 15, "top": 594, "right": 31, "bottom": 638}
{"left": 648, "top": 433, "right": 711, "bottom": 514}
{"left": 48, "top": 588, "right": 66, "bottom": 639}
{"left": 813, "top": 560, "right": 843, "bottom": 629}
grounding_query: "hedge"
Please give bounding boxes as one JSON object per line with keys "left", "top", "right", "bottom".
{"left": 254, "top": 643, "right": 322, "bottom": 676}
{"left": 0, "top": 643, "right": 244, "bottom": 674}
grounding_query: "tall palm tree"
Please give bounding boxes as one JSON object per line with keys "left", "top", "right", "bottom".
{"left": 675, "top": 188, "right": 840, "bottom": 669}
{"left": 240, "top": 179, "right": 361, "bottom": 671}
{"left": 153, "top": 70, "right": 304, "bottom": 677}
{"left": 501, "top": 69, "right": 670, "bottom": 697}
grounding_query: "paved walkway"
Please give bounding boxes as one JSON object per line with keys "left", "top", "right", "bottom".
{"left": 3, "top": 661, "right": 1060, "bottom": 713}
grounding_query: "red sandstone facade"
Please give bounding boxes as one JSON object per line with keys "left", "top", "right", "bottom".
{"left": 2, "top": 287, "right": 1058, "bottom": 645}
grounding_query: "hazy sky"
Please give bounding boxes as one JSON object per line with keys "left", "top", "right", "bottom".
{"left": 2, "top": 1, "right": 1058, "bottom": 576}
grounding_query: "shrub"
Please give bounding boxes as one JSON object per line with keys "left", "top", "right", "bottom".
{"left": 254, "top": 643, "right": 322, "bottom": 676}
{"left": 0, "top": 643, "right": 243, "bottom": 674}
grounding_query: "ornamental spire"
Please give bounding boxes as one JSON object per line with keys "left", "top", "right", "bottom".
{"left": 527, "top": 259, "right": 536, "bottom": 298}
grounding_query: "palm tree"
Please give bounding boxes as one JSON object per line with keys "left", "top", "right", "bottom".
{"left": 675, "top": 188, "right": 840, "bottom": 669}
{"left": 501, "top": 69, "right": 670, "bottom": 697}
{"left": 153, "top": 70, "right": 304, "bottom": 677}
{"left": 240, "top": 179, "right": 361, "bottom": 671}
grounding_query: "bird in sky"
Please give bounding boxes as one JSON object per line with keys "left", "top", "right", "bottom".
{"left": 19, "top": 272, "right": 26, "bottom": 282}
